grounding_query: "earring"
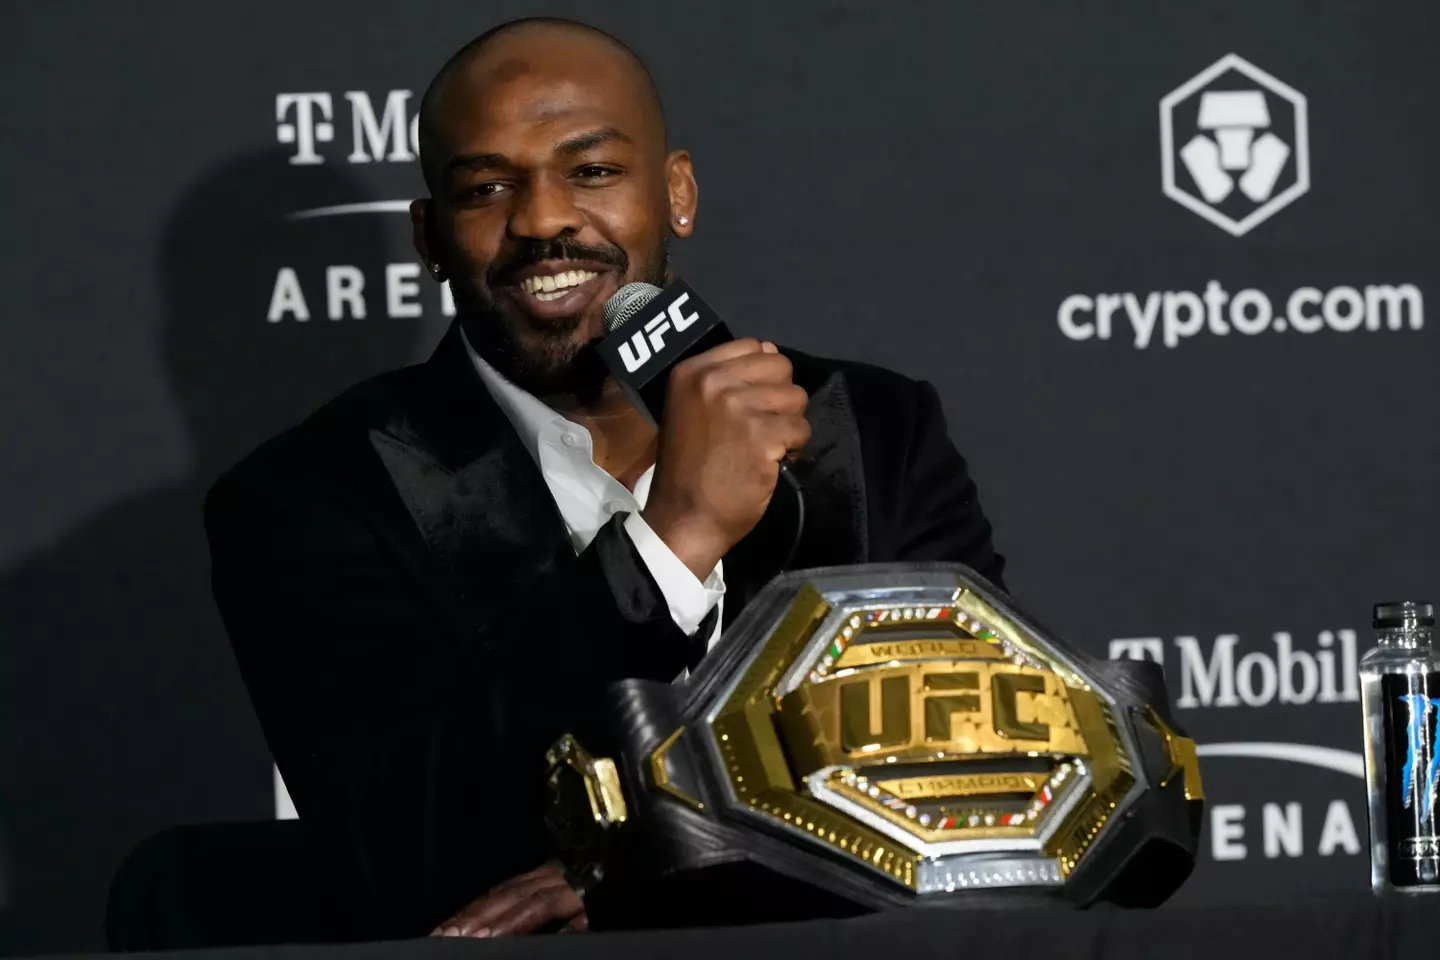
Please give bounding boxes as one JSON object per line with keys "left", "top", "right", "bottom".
{"left": 430, "top": 263, "right": 443, "bottom": 277}
{"left": 677, "top": 215, "right": 689, "bottom": 226}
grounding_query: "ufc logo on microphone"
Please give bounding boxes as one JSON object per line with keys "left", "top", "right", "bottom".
{"left": 618, "top": 293, "right": 700, "bottom": 372}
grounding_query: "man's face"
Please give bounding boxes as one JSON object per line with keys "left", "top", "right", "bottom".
{"left": 415, "top": 35, "right": 688, "bottom": 397}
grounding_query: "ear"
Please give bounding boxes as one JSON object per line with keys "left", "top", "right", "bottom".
{"left": 410, "top": 198, "right": 444, "bottom": 281}
{"left": 664, "top": 149, "right": 698, "bottom": 238}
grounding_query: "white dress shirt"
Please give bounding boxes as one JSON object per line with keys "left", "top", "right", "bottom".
{"left": 462, "top": 330, "right": 724, "bottom": 650}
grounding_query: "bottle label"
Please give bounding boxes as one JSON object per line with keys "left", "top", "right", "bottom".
{"left": 1382, "top": 671, "right": 1440, "bottom": 886}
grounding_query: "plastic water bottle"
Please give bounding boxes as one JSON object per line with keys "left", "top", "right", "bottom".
{"left": 1360, "top": 601, "right": 1440, "bottom": 893}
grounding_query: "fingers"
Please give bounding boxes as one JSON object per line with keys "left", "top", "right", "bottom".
{"left": 750, "top": 383, "right": 809, "bottom": 414}
{"left": 688, "top": 337, "right": 767, "bottom": 367}
{"left": 485, "top": 882, "right": 585, "bottom": 937}
{"left": 430, "top": 866, "right": 582, "bottom": 938}
{"left": 682, "top": 338, "right": 785, "bottom": 373}
{"left": 699, "top": 359, "right": 809, "bottom": 460}
{"left": 721, "top": 383, "right": 808, "bottom": 415}
{"left": 674, "top": 341, "right": 792, "bottom": 398}
{"left": 717, "top": 351, "right": 794, "bottom": 387}
{"left": 684, "top": 353, "right": 794, "bottom": 405}
{"left": 766, "top": 413, "right": 812, "bottom": 460}
{"left": 471, "top": 874, "right": 569, "bottom": 933}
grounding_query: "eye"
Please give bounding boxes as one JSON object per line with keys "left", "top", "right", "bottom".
{"left": 573, "top": 164, "right": 620, "bottom": 182}
{"left": 461, "top": 181, "right": 510, "bottom": 201}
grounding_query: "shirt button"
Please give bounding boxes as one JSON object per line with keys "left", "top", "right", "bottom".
{"left": 561, "top": 433, "right": 579, "bottom": 447}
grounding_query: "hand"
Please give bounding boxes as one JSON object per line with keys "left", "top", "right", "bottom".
{"left": 642, "top": 339, "right": 810, "bottom": 579}
{"left": 430, "top": 862, "right": 587, "bottom": 938}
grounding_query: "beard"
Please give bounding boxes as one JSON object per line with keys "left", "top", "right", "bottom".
{"left": 453, "top": 234, "right": 669, "bottom": 401}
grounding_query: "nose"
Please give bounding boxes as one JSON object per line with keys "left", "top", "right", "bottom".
{"left": 507, "top": 173, "right": 582, "bottom": 241}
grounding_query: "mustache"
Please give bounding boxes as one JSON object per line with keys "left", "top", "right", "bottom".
{"left": 489, "top": 236, "right": 629, "bottom": 286}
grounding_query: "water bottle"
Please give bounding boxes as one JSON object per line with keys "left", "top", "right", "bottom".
{"left": 1360, "top": 601, "right": 1440, "bottom": 893}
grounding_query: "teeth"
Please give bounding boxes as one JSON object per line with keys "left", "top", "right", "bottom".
{"left": 521, "top": 269, "right": 597, "bottom": 295}
{"left": 534, "top": 289, "right": 569, "bottom": 302}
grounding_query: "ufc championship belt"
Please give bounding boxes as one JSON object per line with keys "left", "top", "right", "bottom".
{"left": 544, "top": 565, "right": 1203, "bottom": 927}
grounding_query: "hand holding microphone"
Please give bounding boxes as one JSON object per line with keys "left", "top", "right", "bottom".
{"left": 599, "top": 283, "right": 809, "bottom": 580}
{"left": 643, "top": 338, "right": 809, "bottom": 579}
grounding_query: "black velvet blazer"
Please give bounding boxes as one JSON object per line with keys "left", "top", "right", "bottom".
{"left": 205, "top": 323, "right": 1005, "bottom": 938}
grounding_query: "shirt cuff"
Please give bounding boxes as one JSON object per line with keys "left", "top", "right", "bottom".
{"left": 622, "top": 511, "right": 724, "bottom": 636}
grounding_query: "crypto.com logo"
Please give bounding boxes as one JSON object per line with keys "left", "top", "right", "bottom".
{"left": 1160, "top": 54, "right": 1310, "bottom": 237}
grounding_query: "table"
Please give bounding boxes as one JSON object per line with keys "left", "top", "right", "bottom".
{"left": 37, "top": 895, "right": 1440, "bottom": 960}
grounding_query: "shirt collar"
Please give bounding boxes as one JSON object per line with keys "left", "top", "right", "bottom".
{"left": 460, "top": 326, "right": 581, "bottom": 465}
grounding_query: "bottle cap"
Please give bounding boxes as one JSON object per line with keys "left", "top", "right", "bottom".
{"left": 1373, "top": 601, "right": 1435, "bottom": 628}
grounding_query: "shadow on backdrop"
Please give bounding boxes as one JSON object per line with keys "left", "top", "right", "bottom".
{"left": 0, "top": 149, "right": 430, "bottom": 954}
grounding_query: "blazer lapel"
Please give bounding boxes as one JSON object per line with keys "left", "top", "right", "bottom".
{"left": 721, "top": 358, "right": 869, "bottom": 627}
{"left": 368, "top": 324, "right": 573, "bottom": 628}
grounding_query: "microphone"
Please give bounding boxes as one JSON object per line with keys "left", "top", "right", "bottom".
{"left": 599, "top": 280, "right": 731, "bottom": 428}
{"left": 598, "top": 279, "right": 806, "bottom": 565}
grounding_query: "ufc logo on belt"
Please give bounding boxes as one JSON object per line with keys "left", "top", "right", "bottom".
{"left": 834, "top": 663, "right": 1086, "bottom": 757}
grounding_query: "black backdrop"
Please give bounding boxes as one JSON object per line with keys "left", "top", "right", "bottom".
{"left": 3, "top": 0, "right": 1438, "bottom": 953}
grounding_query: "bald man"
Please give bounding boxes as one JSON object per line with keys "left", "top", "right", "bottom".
{"left": 207, "top": 17, "right": 1004, "bottom": 940}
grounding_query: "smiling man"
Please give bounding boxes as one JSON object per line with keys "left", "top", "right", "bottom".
{"left": 206, "top": 17, "right": 1004, "bottom": 941}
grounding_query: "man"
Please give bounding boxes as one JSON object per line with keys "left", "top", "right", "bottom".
{"left": 206, "top": 17, "right": 1004, "bottom": 942}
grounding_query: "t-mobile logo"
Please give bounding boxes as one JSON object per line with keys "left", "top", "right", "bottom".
{"left": 1160, "top": 54, "right": 1310, "bottom": 237}
{"left": 275, "top": 91, "right": 418, "bottom": 166}
{"left": 1109, "top": 638, "right": 1165, "bottom": 665}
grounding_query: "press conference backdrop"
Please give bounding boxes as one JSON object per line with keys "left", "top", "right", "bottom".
{"left": 2, "top": 0, "right": 1437, "bottom": 952}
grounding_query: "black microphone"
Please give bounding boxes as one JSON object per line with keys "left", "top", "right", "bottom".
{"left": 598, "top": 279, "right": 733, "bottom": 428}
{"left": 597, "top": 279, "right": 805, "bottom": 564}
